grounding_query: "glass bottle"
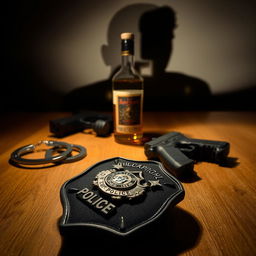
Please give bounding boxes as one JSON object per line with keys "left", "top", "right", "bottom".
{"left": 112, "top": 32, "right": 144, "bottom": 145}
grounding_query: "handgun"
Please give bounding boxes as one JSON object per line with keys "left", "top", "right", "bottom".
{"left": 144, "top": 132, "right": 230, "bottom": 178}
{"left": 49, "top": 111, "right": 113, "bottom": 137}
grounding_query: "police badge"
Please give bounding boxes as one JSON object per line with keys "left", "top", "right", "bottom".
{"left": 59, "top": 157, "right": 184, "bottom": 236}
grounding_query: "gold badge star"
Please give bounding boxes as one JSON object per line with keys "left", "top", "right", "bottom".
{"left": 113, "top": 162, "right": 123, "bottom": 170}
{"left": 148, "top": 180, "right": 162, "bottom": 187}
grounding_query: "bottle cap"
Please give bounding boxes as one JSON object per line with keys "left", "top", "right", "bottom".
{"left": 121, "top": 32, "right": 134, "bottom": 40}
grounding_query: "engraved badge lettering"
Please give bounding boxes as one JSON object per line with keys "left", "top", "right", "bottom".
{"left": 60, "top": 157, "right": 185, "bottom": 235}
{"left": 93, "top": 162, "right": 161, "bottom": 200}
{"left": 76, "top": 187, "right": 116, "bottom": 216}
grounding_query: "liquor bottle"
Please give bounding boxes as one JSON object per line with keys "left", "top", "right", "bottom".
{"left": 112, "top": 32, "right": 144, "bottom": 145}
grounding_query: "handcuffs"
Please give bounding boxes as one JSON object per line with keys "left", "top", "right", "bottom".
{"left": 10, "top": 140, "right": 87, "bottom": 166}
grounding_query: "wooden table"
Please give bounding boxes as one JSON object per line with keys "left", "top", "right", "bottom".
{"left": 0, "top": 111, "right": 256, "bottom": 256}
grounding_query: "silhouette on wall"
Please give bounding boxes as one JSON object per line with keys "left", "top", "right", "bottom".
{"left": 139, "top": 7, "right": 211, "bottom": 110}
{"left": 64, "top": 4, "right": 211, "bottom": 111}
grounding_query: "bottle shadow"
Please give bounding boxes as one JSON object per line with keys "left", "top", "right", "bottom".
{"left": 64, "top": 4, "right": 211, "bottom": 112}
{"left": 58, "top": 206, "right": 202, "bottom": 256}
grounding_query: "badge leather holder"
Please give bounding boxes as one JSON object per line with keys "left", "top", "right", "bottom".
{"left": 59, "top": 157, "right": 184, "bottom": 237}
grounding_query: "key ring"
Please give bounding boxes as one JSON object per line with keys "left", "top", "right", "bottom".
{"left": 45, "top": 144, "right": 87, "bottom": 163}
{"left": 10, "top": 140, "right": 73, "bottom": 165}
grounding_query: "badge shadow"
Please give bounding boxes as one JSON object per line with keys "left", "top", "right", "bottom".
{"left": 58, "top": 206, "right": 202, "bottom": 256}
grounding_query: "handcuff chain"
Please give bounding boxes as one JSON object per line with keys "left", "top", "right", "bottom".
{"left": 10, "top": 140, "right": 86, "bottom": 166}
{"left": 33, "top": 140, "right": 51, "bottom": 148}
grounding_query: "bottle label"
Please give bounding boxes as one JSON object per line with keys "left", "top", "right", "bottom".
{"left": 113, "top": 90, "right": 143, "bottom": 134}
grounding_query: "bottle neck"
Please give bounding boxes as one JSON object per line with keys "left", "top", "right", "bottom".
{"left": 121, "top": 54, "right": 134, "bottom": 69}
{"left": 121, "top": 38, "right": 134, "bottom": 70}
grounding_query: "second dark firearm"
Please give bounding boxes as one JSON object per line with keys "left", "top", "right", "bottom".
{"left": 144, "top": 132, "right": 230, "bottom": 178}
{"left": 49, "top": 112, "right": 113, "bottom": 138}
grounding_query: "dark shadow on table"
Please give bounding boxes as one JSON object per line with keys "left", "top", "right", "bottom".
{"left": 58, "top": 206, "right": 202, "bottom": 256}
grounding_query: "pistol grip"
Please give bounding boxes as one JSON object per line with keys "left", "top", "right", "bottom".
{"left": 156, "top": 145, "right": 194, "bottom": 178}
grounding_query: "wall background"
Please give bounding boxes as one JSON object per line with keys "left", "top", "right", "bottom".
{"left": 2, "top": 0, "right": 256, "bottom": 111}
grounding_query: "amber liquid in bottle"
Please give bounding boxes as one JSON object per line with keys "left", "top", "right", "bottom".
{"left": 113, "top": 79, "right": 143, "bottom": 145}
{"left": 112, "top": 33, "right": 144, "bottom": 145}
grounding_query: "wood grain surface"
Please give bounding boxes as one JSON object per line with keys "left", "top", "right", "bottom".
{"left": 0, "top": 111, "right": 255, "bottom": 256}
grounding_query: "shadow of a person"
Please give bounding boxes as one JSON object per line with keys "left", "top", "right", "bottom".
{"left": 64, "top": 4, "right": 211, "bottom": 112}
{"left": 139, "top": 6, "right": 211, "bottom": 110}
{"left": 64, "top": 3, "right": 157, "bottom": 112}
